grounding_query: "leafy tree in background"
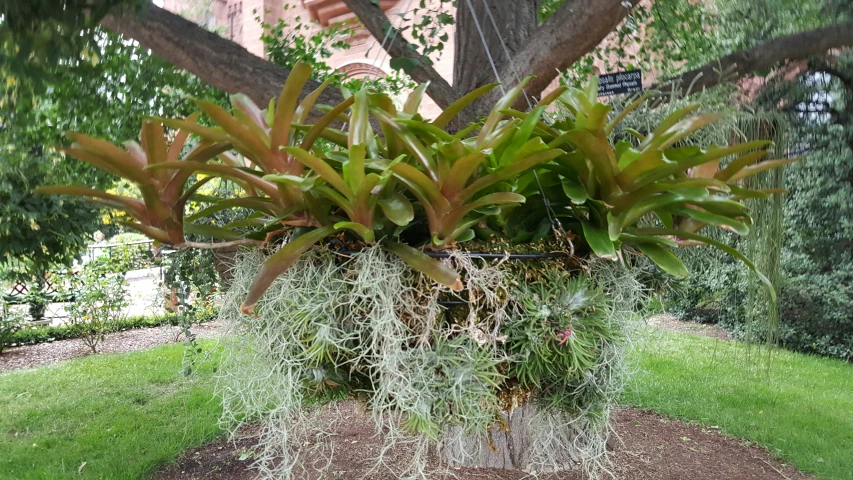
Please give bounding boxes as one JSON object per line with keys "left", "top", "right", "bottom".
{"left": 0, "top": 149, "right": 97, "bottom": 320}
{"left": 0, "top": 29, "right": 227, "bottom": 291}
{"left": 3, "top": 30, "right": 226, "bottom": 158}
{"left": 756, "top": 54, "right": 853, "bottom": 359}
{"left": 667, "top": 51, "right": 853, "bottom": 360}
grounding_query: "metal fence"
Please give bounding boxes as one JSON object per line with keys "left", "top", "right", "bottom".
{"left": 2, "top": 240, "right": 165, "bottom": 325}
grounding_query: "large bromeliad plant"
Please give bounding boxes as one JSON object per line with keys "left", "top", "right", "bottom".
{"left": 41, "top": 63, "right": 797, "bottom": 476}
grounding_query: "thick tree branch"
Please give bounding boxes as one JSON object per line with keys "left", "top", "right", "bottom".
{"left": 653, "top": 23, "right": 853, "bottom": 96}
{"left": 500, "top": 0, "right": 641, "bottom": 98}
{"left": 100, "top": 4, "right": 344, "bottom": 119}
{"left": 341, "top": 0, "right": 456, "bottom": 109}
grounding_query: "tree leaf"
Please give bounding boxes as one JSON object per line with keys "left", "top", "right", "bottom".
{"left": 390, "top": 57, "right": 420, "bottom": 74}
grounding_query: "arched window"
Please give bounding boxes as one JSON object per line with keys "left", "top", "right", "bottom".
{"left": 336, "top": 62, "right": 387, "bottom": 80}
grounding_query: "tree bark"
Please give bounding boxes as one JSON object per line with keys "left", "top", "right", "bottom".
{"left": 652, "top": 23, "right": 853, "bottom": 97}
{"left": 501, "top": 0, "right": 642, "bottom": 99}
{"left": 98, "top": 3, "right": 853, "bottom": 125}
{"left": 452, "top": 0, "right": 540, "bottom": 95}
{"left": 100, "top": 4, "right": 344, "bottom": 119}
{"left": 341, "top": 0, "right": 456, "bottom": 110}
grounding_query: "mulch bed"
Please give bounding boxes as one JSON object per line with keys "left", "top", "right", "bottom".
{"left": 646, "top": 314, "right": 732, "bottom": 341}
{"left": 0, "top": 321, "right": 224, "bottom": 373}
{"left": 154, "top": 401, "right": 809, "bottom": 480}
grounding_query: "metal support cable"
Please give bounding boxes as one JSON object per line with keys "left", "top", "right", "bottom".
{"left": 472, "top": 0, "right": 572, "bottom": 253}
{"left": 463, "top": 0, "right": 505, "bottom": 94}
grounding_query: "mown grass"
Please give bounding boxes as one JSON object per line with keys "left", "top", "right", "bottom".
{"left": 0, "top": 341, "right": 223, "bottom": 480}
{"left": 1, "top": 330, "right": 851, "bottom": 479}
{"left": 623, "top": 329, "right": 853, "bottom": 480}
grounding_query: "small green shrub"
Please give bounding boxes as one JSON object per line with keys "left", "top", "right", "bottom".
{"left": 88, "top": 233, "right": 155, "bottom": 274}
{"left": 8, "top": 311, "right": 215, "bottom": 347}
{"left": 1, "top": 307, "right": 25, "bottom": 353}
{"left": 63, "top": 264, "right": 129, "bottom": 353}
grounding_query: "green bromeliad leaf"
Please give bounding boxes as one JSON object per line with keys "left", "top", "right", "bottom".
{"left": 384, "top": 241, "right": 463, "bottom": 292}
{"left": 636, "top": 242, "right": 689, "bottom": 278}
{"left": 378, "top": 193, "right": 415, "bottom": 227}
{"left": 581, "top": 220, "right": 617, "bottom": 260}
{"left": 242, "top": 225, "right": 338, "bottom": 313}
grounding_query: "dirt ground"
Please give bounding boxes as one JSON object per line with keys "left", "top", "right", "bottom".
{"left": 153, "top": 400, "right": 808, "bottom": 480}
{"left": 0, "top": 320, "right": 224, "bottom": 372}
{"left": 646, "top": 313, "right": 732, "bottom": 341}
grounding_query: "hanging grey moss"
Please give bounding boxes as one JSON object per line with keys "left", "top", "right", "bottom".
{"left": 215, "top": 246, "right": 645, "bottom": 479}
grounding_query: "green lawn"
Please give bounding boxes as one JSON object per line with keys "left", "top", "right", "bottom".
{"left": 1, "top": 332, "right": 851, "bottom": 479}
{"left": 0, "top": 342, "right": 223, "bottom": 480}
{"left": 623, "top": 329, "right": 853, "bottom": 480}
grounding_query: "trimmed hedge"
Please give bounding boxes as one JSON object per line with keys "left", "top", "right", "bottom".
{"left": 8, "top": 310, "right": 217, "bottom": 347}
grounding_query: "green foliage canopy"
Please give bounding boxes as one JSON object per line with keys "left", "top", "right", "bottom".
{"left": 0, "top": 150, "right": 98, "bottom": 282}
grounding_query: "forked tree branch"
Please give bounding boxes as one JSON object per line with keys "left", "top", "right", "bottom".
{"left": 340, "top": 0, "right": 457, "bottom": 109}
{"left": 100, "top": 2, "right": 853, "bottom": 124}
{"left": 100, "top": 4, "right": 345, "bottom": 118}
{"left": 653, "top": 23, "right": 853, "bottom": 96}
{"left": 499, "top": 0, "right": 642, "bottom": 98}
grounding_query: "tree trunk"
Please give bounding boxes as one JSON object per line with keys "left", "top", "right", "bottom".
{"left": 212, "top": 245, "right": 240, "bottom": 288}
{"left": 453, "top": 0, "right": 540, "bottom": 119}
{"left": 442, "top": 401, "right": 581, "bottom": 471}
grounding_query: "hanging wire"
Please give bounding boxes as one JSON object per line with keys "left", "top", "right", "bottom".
{"left": 474, "top": 0, "right": 573, "bottom": 254}
{"left": 463, "top": 0, "right": 505, "bottom": 94}
{"left": 367, "top": 0, "right": 417, "bottom": 82}
{"left": 479, "top": 0, "right": 533, "bottom": 108}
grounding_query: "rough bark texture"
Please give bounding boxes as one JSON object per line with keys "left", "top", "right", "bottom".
{"left": 100, "top": 4, "right": 344, "bottom": 119}
{"left": 341, "top": 0, "right": 456, "bottom": 109}
{"left": 653, "top": 23, "right": 853, "bottom": 96}
{"left": 442, "top": 402, "right": 580, "bottom": 471}
{"left": 504, "top": 0, "right": 642, "bottom": 99}
{"left": 98, "top": 3, "right": 853, "bottom": 125}
{"left": 453, "top": 0, "right": 540, "bottom": 95}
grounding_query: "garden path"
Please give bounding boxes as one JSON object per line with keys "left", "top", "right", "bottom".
{"left": 646, "top": 313, "right": 732, "bottom": 340}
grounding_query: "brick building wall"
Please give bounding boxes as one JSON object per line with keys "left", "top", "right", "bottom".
{"left": 163, "top": 0, "right": 455, "bottom": 116}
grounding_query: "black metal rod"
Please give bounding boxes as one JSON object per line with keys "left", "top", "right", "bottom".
{"left": 332, "top": 249, "right": 568, "bottom": 260}
{"left": 421, "top": 251, "right": 567, "bottom": 259}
